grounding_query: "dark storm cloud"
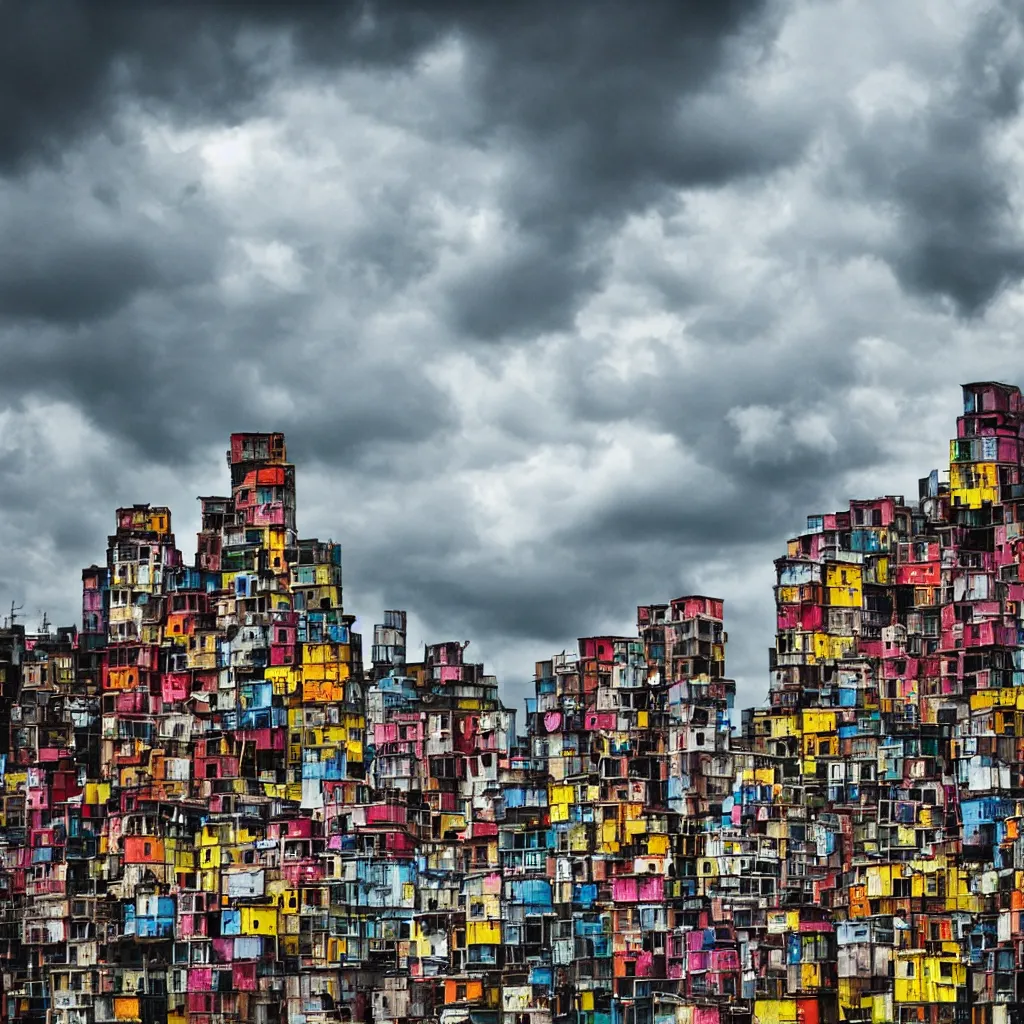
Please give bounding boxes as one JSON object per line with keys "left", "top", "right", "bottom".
{"left": 436, "top": 0, "right": 802, "bottom": 339}
{"left": 350, "top": 525, "right": 687, "bottom": 652}
{"left": 837, "top": 3, "right": 1024, "bottom": 315}
{"left": 0, "top": 175, "right": 215, "bottom": 325}
{"left": 0, "top": 1, "right": 779, "bottom": 175}
{"left": 0, "top": 117, "right": 455, "bottom": 465}
{"left": 0, "top": 298, "right": 456, "bottom": 468}
{"left": 2, "top": 0, "right": 1024, "bottom": 708}
{"left": 0, "top": 2, "right": 445, "bottom": 175}
{"left": 1, "top": 0, "right": 792, "bottom": 342}
{"left": 0, "top": 236, "right": 159, "bottom": 323}
{"left": 0, "top": 0, "right": 793, "bottom": 471}
{"left": 444, "top": 232, "right": 604, "bottom": 342}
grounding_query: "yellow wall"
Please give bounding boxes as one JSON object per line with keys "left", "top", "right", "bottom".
{"left": 240, "top": 906, "right": 277, "bottom": 936}
{"left": 950, "top": 462, "right": 999, "bottom": 507}
{"left": 894, "top": 954, "right": 964, "bottom": 1003}
{"left": 752, "top": 1000, "right": 799, "bottom": 1024}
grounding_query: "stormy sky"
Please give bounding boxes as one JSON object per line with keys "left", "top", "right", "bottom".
{"left": 2, "top": 0, "right": 1024, "bottom": 712}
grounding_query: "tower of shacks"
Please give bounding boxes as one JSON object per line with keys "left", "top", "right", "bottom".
{"left": 2, "top": 381, "right": 1024, "bottom": 1024}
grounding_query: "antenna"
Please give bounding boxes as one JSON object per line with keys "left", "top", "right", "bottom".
{"left": 8, "top": 601, "right": 23, "bottom": 629}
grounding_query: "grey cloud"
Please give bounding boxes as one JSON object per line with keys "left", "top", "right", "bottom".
{"left": 0, "top": 414, "right": 116, "bottom": 629}
{"left": 0, "top": 125, "right": 456, "bottom": 467}
{"left": 444, "top": 232, "right": 604, "bottom": 341}
{"left": 3, "top": 0, "right": 1024, "bottom": 715}
{"left": 354, "top": 534, "right": 673, "bottom": 652}
{"left": 0, "top": 236, "right": 160, "bottom": 323}
{"left": 2, "top": 1, "right": 794, "bottom": 343}
{"left": 568, "top": 482, "right": 772, "bottom": 554}
{"left": 0, "top": 300, "right": 456, "bottom": 469}
{"left": 351, "top": 516, "right": 776, "bottom": 708}
{"left": 0, "top": 2, "right": 445, "bottom": 176}
{"left": 838, "top": 4, "right": 1024, "bottom": 314}
{"left": 0, "top": 141, "right": 220, "bottom": 328}
{"left": 0, "top": 0, "right": 793, "bottom": 467}
{"left": 439, "top": 2, "right": 803, "bottom": 338}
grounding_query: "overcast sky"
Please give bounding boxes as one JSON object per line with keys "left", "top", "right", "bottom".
{"left": 3, "top": 1, "right": 1024, "bottom": 712}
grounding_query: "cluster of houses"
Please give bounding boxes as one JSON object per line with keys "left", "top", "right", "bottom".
{"left": 1, "top": 383, "right": 1024, "bottom": 1024}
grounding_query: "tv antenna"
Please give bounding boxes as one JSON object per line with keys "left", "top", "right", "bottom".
{"left": 5, "top": 602, "right": 23, "bottom": 629}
